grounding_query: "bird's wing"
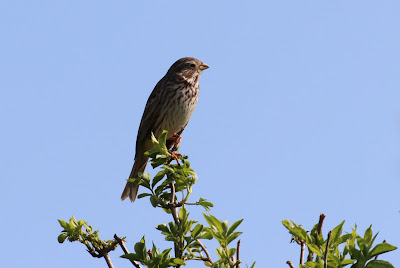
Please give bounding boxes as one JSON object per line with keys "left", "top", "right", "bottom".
{"left": 134, "top": 77, "right": 167, "bottom": 157}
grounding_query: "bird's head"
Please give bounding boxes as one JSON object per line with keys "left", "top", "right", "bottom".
{"left": 168, "top": 57, "right": 209, "bottom": 83}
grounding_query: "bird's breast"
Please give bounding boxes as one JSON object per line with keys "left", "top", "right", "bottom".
{"left": 160, "top": 84, "right": 199, "bottom": 137}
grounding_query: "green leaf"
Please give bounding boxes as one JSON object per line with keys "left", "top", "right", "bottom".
{"left": 198, "top": 198, "right": 214, "bottom": 211}
{"left": 58, "top": 219, "right": 68, "bottom": 229}
{"left": 340, "top": 259, "right": 355, "bottom": 266}
{"left": 227, "top": 232, "right": 242, "bottom": 245}
{"left": 152, "top": 170, "right": 167, "bottom": 188}
{"left": 69, "top": 216, "right": 78, "bottom": 228}
{"left": 330, "top": 220, "right": 345, "bottom": 246}
{"left": 357, "top": 237, "right": 366, "bottom": 252}
{"left": 307, "top": 244, "right": 323, "bottom": 258}
{"left": 150, "top": 195, "right": 158, "bottom": 207}
{"left": 156, "top": 223, "right": 170, "bottom": 234}
{"left": 192, "top": 224, "right": 204, "bottom": 239}
{"left": 134, "top": 236, "right": 146, "bottom": 260}
{"left": 198, "top": 231, "right": 213, "bottom": 240}
{"left": 158, "top": 130, "right": 168, "bottom": 149}
{"left": 171, "top": 258, "right": 186, "bottom": 265}
{"left": 227, "top": 219, "right": 243, "bottom": 236}
{"left": 368, "top": 243, "right": 397, "bottom": 259}
{"left": 364, "top": 225, "right": 373, "bottom": 245}
{"left": 327, "top": 254, "right": 341, "bottom": 266}
{"left": 335, "top": 233, "right": 353, "bottom": 246}
{"left": 169, "top": 222, "right": 178, "bottom": 235}
{"left": 282, "top": 220, "right": 292, "bottom": 229}
{"left": 121, "top": 253, "right": 140, "bottom": 261}
{"left": 137, "top": 193, "right": 152, "bottom": 199}
{"left": 289, "top": 226, "right": 308, "bottom": 241}
{"left": 349, "top": 247, "right": 362, "bottom": 261}
{"left": 127, "top": 177, "right": 141, "bottom": 184}
{"left": 150, "top": 132, "right": 159, "bottom": 145}
{"left": 204, "top": 214, "right": 222, "bottom": 233}
{"left": 305, "top": 261, "right": 323, "bottom": 268}
{"left": 365, "top": 260, "right": 395, "bottom": 268}
{"left": 57, "top": 233, "right": 68, "bottom": 243}
{"left": 228, "top": 248, "right": 237, "bottom": 258}
{"left": 248, "top": 261, "right": 256, "bottom": 268}
{"left": 179, "top": 206, "right": 188, "bottom": 221}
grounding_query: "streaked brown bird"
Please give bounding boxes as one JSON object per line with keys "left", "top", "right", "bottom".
{"left": 121, "top": 57, "right": 209, "bottom": 202}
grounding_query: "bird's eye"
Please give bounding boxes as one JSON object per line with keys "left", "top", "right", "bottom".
{"left": 189, "top": 63, "right": 196, "bottom": 68}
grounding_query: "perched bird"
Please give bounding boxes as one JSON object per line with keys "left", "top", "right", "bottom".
{"left": 121, "top": 57, "right": 209, "bottom": 202}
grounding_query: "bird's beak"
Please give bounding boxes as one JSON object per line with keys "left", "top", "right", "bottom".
{"left": 199, "top": 64, "right": 209, "bottom": 70}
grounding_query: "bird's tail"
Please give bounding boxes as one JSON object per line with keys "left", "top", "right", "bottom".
{"left": 121, "top": 155, "right": 148, "bottom": 202}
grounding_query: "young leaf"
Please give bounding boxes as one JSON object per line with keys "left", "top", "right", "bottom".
{"left": 227, "top": 219, "right": 244, "bottom": 236}
{"left": 368, "top": 243, "right": 397, "bottom": 259}
{"left": 307, "top": 244, "right": 323, "bottom": 258}
{"left": 340, "top": 259, "right": 355, "bottom": 266}
{"left": 192, "top": 224, "right": 204, "bottom": 239}
{"left": 150, "top": 195, "right": 158, "bottom": 207}
{"left": 155, "top": 223, "right": 170, "bottom": 234}
{"left": 57, "top": 233, "right": 68, "bottom": 243}
{"left": 248, "top": 261, "right": 256, "bottom": 268}
{"left": 329, "top": 220, "right": 344, "bottom": 246}
{"left": 58, "top": 219, "right": 68, "bottom": 229}
{"left": 228, "top": 248, "right": 237, "bottom": 258}
{"left": 152, "top": 170, "right": 167, "bottom": 188}
{"left": 364, "top": 225, "right": 373, "bottom": 246}
{"left": 133, "top": 237, "right": 147, "bottom": 261}
{"left": 282, "top": 220, "right": 292, "bottom": 229}
{"left": 365, "top": 260, "right": 395, "bottom": 268}
{"left": 334, "top": 233, "right": 353, "bottom": 246}
{"left": 170, "top": 258, "right": 186, "bottom": 265}
{"left": 227, "top": 232, "right": 242, "bottom": 245}
{"left": 121, "top": 253, "right": 140, "bottom": 261}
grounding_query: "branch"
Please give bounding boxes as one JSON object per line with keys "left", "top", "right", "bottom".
{"left": 300, "top": 241, "right": 305, "bottom": 265}
{"left": 196, "top": 239, "right": 213, "bottom": 264}
{"left": 169, "top": 182, "right": 179, "bottom": 225}
{"left": 236, "top": 240, "right": 241, "bottom": 268}
{"left": 103, "top": 253, "right": 114, "bottom": 268}
{"left": 114, "top": 235, "right": 142, "bottom": 268}
{"left": 168, "top": 180, "right": 182, "bottom": 267}
{"left": 324, "top": 231, "right": 332, "bottom": 268}
{"left": 286, "top": 260, "right": 295, "bottom": 268}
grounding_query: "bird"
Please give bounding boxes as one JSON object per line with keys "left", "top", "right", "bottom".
{"left": 121, "top": 57, "right": 209, "bottom": 202}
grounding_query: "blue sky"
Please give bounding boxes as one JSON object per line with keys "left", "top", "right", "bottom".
{"left": 1, "top": 1, "right": 399, "bottom": 267}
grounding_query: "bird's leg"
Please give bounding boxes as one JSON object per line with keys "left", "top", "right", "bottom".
{"left": 171, "top": 152, "right": 181, "bottom": 165}
{"left": 167, "top": 132, "right": 183, "bottom": 165}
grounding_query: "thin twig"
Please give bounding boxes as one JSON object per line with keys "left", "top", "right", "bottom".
{"left": 324, "top": 231, "right": 332, "bottom": 268}
{"left": 169, "top": 182, "right": 179, "bottom": 225}
{"left": 197, "top": 239, "right": 213, "bottom": 264}
{"left": 286, "top": 260, "right": 295, "bottom": 268}
{"left": 317, "top": 214, "right": 326, "bottom": 235}
{"left": 300, "top": 241, "right": 305, "bottom": 265}
{"left": 168, "top": 180, "right": 182, "bottom": 267}
{"left": 236, "top": 240, "right": 241, "bottom": 268}
{"left": 103, "top": 253, "right": 114, "bottom": 268}
{"left": 308, "top": 213, "right": 326, "bottom": 262}
{"left": 114, "top": 234, "right": 142, "bottom": 268}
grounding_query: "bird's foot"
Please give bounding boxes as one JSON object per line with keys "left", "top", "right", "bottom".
{"left": 170, "top": 152, "right": 181, "bottom": 165}
{"left": 167, "top": 133, "right": 182, "bottom": 152}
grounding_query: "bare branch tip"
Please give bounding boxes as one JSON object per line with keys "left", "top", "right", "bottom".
{"left": 286, "top": 260, "right": 295, "bottom": 268}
